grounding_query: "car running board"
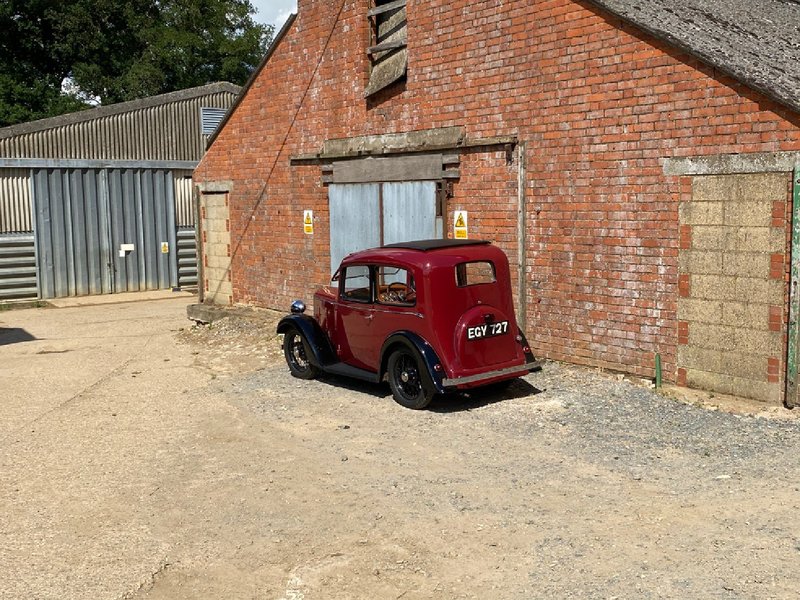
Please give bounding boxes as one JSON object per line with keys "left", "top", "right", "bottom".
{"left": 322, "top": 361, "right": 381, "bottom": 384}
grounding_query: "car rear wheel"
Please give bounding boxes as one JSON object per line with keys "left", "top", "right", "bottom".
{"left": 283, "top": 328, "right": 318, "bottom": 380}
{"left": 387, "top": 348, "right": 435, "bottom": 409}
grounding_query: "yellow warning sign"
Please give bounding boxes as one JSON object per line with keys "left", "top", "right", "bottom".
{"left": 303, "top": 210, "right": 313, "bottom": 235}
{"left": 454, "top": 210, "right": 468, "bottom": 239}
{"left": 160, "top": 242, "right": 169, "bottom": 254}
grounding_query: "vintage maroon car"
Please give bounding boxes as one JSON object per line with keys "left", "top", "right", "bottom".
{"left": 277, "top": 239, "right": 540, "bottom": 409}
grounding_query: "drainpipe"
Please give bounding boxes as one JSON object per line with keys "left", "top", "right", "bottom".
{"left": 786, "top": 165, "right": 800, "bottom": 409}
{"left": 517, "top": 142, "right": 528, "bottom": 331}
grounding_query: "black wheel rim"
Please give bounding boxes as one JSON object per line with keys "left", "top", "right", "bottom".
{"left": 393, "top": 353, "right": 422, "bottom": 401}
{"left": 288, "top": 333, "right": 310, "bottom": 372}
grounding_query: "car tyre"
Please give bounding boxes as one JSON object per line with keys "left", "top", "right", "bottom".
{"left": 283, "top": 327, "right": 319, "bottom": 380}
{"left": 387, "top": 348, "right": 436, "bottom": 409}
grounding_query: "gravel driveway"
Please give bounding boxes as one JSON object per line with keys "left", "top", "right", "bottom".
{"left": 2, "top": 302, "right": 799, "bottom": 599}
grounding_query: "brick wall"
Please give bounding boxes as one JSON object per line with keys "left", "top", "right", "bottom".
{"left": 194, "top": 0, "right": 800, "bottom": 384}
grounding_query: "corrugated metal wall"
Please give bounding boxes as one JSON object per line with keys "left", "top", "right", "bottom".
{"left": 177, "top": 228, "right": 197, "bottom": 288}
{"left": 382, "top": 182, "right": 437, "bottom": 245}
{"left": 33, "top": 168, "right": 113, "bottom": 298}
{"left": 328, "top": 182, "right": 438, "bottom": 273}
{"left": 0, "top": 166, "right": 198, "bottom": 299}
{"left": 173, "top": 169, "right": 197, "bottom": 288}
{"left": 33, "top": 168, "right": 180, "bottom": 298}
{"left": 329, "top": 184, "right": 382, "bottom": 273}
{"left": 108, "top": 168, "right": 177, "bottom": 292}
{"left": 0, "top": 86, "right": 219, "bottom": 298}
{"left": 0, "top": 168, "right": 32, "bottom": 233}
{"left": 0, "top": 92, "right": 234, "bottom": 161}
{"left": 0, "top": 234, "right": 37, "bottom": 300}
{"left": 173, "top": 169, "right": 195, "bottom": 227}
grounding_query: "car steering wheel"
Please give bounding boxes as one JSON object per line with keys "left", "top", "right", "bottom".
{"left": 386, "top": 282, "right": 407, "bottom": 302}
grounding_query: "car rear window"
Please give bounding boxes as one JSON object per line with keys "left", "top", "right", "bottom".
{"left": 455, "top": 261, "right": 496, "bottom": 287}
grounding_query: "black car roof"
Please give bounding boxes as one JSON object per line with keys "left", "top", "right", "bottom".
{"left": 381, "top": 239, "right": 491, "bottom": 252}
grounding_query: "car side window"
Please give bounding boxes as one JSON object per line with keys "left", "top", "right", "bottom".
{"left": 341, "top": 265, "right": 372, "bottom": 303}
{"left": 376, "top": 266, "right": 415, "bottom": 306}
{"left": 456, "top": 261, "right": 496, "bottom": 287}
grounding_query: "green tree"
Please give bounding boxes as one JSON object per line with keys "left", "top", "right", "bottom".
{"left": 0, "top": 0, "right": 273, "bottom": 127}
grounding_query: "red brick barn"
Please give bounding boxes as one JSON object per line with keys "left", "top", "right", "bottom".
{"left": 193, "top": 0, "right": 800, "bottom": 405}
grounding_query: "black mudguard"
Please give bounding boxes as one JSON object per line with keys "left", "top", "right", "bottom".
{"left": 380, "top": 331, "right": 447, "bottom": 394}
{"left": 518, "top": 329, "right": 541, "bottom": 369}
{"left": 277, "top": 314, "right": 336, "bottom": 368}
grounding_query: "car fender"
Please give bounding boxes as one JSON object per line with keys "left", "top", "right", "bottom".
{"left": 380, "top": 331, "right": 446, "bottom": 394}
{"left": 276, "top": 314, "right": 335, "bottom": 367}
{"left": 517, "top": 329, "right": 540, "bottom": 367}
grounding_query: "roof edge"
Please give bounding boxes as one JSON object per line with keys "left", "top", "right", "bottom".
{"left": 205, "top": 13, "right": 298, "bottom": 150}
{"left": 584, "top": 0, "right": 800, "bottom": 115}
{"left": 0, "top": 82, "right": 242, "bottom": 140}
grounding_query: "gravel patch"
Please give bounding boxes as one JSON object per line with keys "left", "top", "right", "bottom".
{"left": 175, "top": 315, "right": 800, "bottom": 599}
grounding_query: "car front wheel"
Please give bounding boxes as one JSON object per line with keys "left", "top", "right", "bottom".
{"left": 283, "top": 327, "right": 319, "bottom": 380}
{"left": 387, "top": 348, "right": 436, "bottom": 409}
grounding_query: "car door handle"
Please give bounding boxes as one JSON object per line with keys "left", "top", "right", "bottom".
{"left": 365, "top": 313, "right": 374, "bottom": 321}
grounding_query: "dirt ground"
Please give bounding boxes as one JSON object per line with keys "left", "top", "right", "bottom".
{"left": 2, "top": 297, "right": 800, "bottom": 599}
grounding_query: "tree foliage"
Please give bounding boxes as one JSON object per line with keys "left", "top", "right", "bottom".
{"left": 0, "top": 0, "right": 273, "bottom": 126}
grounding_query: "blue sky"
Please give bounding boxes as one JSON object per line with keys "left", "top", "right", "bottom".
{"left": 251, "top": 0, "right": 297, "bottom": 28}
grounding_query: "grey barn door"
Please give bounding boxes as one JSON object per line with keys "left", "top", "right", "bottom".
{"left": 107, "top": 169, "right": 178, "bottom": 293}
{"left": 33, "top": 167, "right": 178, "bottom": 298}
{"left": 33, "top": 169, "right": 113, "bottom": 298}
{"left": 328, "top": 181, "right": 438, "bottom": 273}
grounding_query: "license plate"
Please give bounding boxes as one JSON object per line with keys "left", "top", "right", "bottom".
{"left": 467, "top": 320, "right": 509, "bottom": 340}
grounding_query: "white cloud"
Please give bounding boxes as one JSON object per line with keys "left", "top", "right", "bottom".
{"left": 251, "top": 0, "right": 297, "bottom": 28}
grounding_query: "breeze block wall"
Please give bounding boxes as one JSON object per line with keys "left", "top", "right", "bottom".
{"left": 677, "top": 173, "right": 792, "bottom": 403}
{"left": 195, "top": 0, "right": 800, "bottom": 396}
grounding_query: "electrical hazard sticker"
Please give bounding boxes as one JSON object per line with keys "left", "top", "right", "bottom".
{"left": 454, "top": 210, "right": 468, "bottom": 239}
{"left": 303, "top": 210, "right": 313, "bottom": 235}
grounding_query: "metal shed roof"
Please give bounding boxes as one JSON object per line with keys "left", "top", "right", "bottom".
{"left": 0, "top": 82, "right": 241, "bottom": 162}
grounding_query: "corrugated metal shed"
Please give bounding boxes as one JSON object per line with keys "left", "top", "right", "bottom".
{"left": 0, "top": 82, "right": 239, "bottom": 300}
{"left": 0, "top": 82, "right": 240, "bottom": 161}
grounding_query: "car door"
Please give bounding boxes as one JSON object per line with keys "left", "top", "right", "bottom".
{"left": 336, "top": 265, "right": 378, "bottom": 371}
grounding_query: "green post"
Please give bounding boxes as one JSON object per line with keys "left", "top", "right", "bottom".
{"left": 655, "top": 353, "right": 662, "bottom": 389}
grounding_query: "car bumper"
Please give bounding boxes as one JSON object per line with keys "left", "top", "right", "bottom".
{"left": 441, "top": 361, "right": 542, "bottom": 388}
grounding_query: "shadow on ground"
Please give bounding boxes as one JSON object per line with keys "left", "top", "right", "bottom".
{"left": 431, "top": 379, "right": 543, "bottom": 412}
{"left": 0, "top": 328, "right": 36, "bottom": 346}
{"left": 316, "top": 372, "right": 542, "bottom": 412}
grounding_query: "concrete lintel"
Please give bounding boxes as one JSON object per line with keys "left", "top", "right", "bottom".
{"left": 322, "top": 127, "right": 464, "bottom": 158}
{"left": 197, "top": 180, "right": 233, "bottom": 193}
{"left": 664, "top": 152, "right": 800, "bottom": 176}
{"left": 291, "top": 129, "right": 518, "bottom": 163}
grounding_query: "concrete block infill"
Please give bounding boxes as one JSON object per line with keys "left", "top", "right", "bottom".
{"left": 679, "top": 202, "right": 724, "bottom": 225}
{"left": 678, "top": 250, "right": 723, "bottom": 275}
